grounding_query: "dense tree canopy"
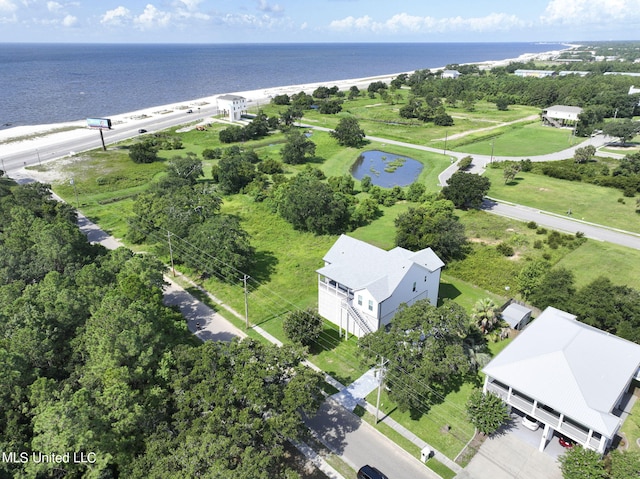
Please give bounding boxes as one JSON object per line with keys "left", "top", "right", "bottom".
{"left": 359, "top": 299, "right": 473, "bottom": 412}
{"left": 275, "top": 172, "right": 351, "bottom": 235}
{"left": 280, "top": 128, "right": 316, "bottom": 164}
{"left": 330, "top": 117, "right": 366, "bottom": 147}
{"left": 466, "top": 389, "right": 509, "bottom": 435}
{"left": 394, "top": 199, "right": 467, "bottom": 261}
{"left": 442, "top": 171, "right": 491, "bottom": 209}
{"left": 0, "top": 179, "right": 320, "bottom": 479}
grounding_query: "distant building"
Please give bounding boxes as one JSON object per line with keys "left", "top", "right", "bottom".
{"left": 317, "top": 235, "right": 444, "bottom": 338}
{"left": 559, "top": 71, "right": 591, "bottom": 77}
{"left": 483, "top": 307, "right": 640, "bottom": 454}
{"left": 216, "top": 94, "right": 247, "bottom": 121}
{"left": 514, "top": 69, "right": 557, "bottom": 78}
{"left": 441, "top": 70, "right": 460, "bottom": 79}
{"left": 542, "top": 105, "right": 583, "bottom": 128}
{"left": 604, "top": 72, "right": 640, "bottom": 77}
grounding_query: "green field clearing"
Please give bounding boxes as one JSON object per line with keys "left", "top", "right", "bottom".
{"left": 483, "top": 167, "right": 640, "bottom": 233}
{"left": 555, "top": 240, "right": 640, "bottom": 289}
{"left": 451, "top": 122, "right": 586, "bottom": 157}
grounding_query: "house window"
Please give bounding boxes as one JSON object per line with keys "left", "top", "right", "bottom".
{"left": 412, "top": 282, "right": 416, "bottom": 292}
{"left": 357, "top": 295, "right": 362, "bottom": 306}
{"left": 368, "top": 300, "right": 373, "bottom": 311}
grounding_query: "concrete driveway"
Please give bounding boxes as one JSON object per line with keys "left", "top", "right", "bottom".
{"left": 457, "top": 414, "right": 563, "bottom": 479}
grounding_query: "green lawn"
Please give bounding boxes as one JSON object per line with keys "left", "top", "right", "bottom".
{"left": 555, "top": 240, "right": 640, "bottom": 289}
{"left": 366, "top": 383, "right": 477, "bottom": 461}
{"left": 620, "top": 398, "right": 640, "bottom": 452}
{"left": 451, "top": 122, "right": 586, "bottom": 157}
{"left": 483, "top": 167, "right": 640, "bottom": 233}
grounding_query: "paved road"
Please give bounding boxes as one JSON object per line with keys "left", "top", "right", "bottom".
{"left": 482, "top": 199, "right": 640, "bottom": 250}
{"left": 305, "top": 400, "right": 438, "bottom": 479}
{"left": 1, "top": 104, "right": 220, "bottom": 173}
{"left": 72, "top": 207, "right": 434, "bottom": 479}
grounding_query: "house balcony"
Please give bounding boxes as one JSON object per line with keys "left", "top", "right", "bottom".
{"left": 318, "top": 277, "right": 351, "bottom": 299}
{"left": 486, "top": 380, "right": 604, "bottom": 451}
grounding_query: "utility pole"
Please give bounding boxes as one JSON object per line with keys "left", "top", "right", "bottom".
{"left": 490, "top": 140, "right": 495, "bottom": 164}
{"left": 167, "top": 231, "right": 175, "bottom": 277}
{"left": 243, "top": 274, "right": 250, "bottom": 330}
{"left": 443, "top": 130, "right": 448, "bottom": 154}
{"left": 70, "top": 178, "right": 79, "bottom": 208}
{"left": 375, "top": 356, "right": 389, "bottom": 424}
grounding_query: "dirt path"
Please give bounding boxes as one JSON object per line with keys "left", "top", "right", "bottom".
{"left": 436, "top": 114, "right": 540, "bottom": 141}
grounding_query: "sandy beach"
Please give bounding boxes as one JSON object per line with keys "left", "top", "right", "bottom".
{"left": 0, "top": 47, "right": 569, "bottom": 159}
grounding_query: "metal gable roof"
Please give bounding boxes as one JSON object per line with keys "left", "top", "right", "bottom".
{"left": 317, "top": 235, "right": 444, "bottom": 302}
{"left": 483, "top": 307, "right": 640, "bottom": 437}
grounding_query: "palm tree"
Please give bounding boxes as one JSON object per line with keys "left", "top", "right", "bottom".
{"left": 472, "top": 298, "right": 500, "bottom": 335}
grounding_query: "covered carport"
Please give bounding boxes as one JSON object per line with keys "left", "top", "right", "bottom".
{"left": 482, "top": 307, "right": 640, "bottom": 454}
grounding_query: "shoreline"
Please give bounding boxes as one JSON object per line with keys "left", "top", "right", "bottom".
{"left": 0, "top": 46, "right": 571, "bottom": 147}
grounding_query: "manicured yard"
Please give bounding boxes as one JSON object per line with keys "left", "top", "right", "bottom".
{"left": 365, "top": 383, "right": 477, "bottom": 461}
{"left": 452, "top": 122, "right": 587, "bottom": 157}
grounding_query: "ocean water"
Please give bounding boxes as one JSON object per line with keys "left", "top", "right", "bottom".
{"left": 0, "top": 42, "right": 564, "bottom": 128}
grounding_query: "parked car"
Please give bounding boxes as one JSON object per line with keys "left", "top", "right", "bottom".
{"left": 521, "top": 414, "right": 540, "bottom": 431}
{"left": 357, "top": 465, "right": 389, "bottom": 479}
{"left": 558, "top": 435, "right": 575, "bottom": 448}
{"left": 137, "top": 129, "right": 147, "bottom": 134}
{"left": 186, "top": 109, "right": 193, "bottom": 113}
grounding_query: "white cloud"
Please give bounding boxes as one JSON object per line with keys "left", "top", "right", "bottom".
{"left": 62, "top": 13, "right": 75, "bottom": 26}
{"left": 329, "top": 12, "right": 525, "bottom": 34}
{"left": 540, "top": 0, "right": 640, "bottom": 24}
{"left": 220, "top": 12, "right": 290, "bottom": 29}
{"left": 257, "top": 0, "right": 283, "bottom": 14}
{"left": 135, "top": 3, "right": 171, "bottom": 29}
{"left": 47, "top": 1, "right": 62, "bottom": 12}
{"left": 173, "top": 0, "right": 203, "bottom": 11}
{"left": 101, "top": 6, "right": 131, "bottom": 25}
{"left": 0, "top": 0, "right": 17, "bottom": 12}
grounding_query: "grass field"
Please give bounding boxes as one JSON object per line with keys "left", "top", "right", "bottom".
{"left": 450, "top": 122, "right": 587, "bottom": 157}
{"left": 483, "top": 167, "right": 640, "bottom": 233}
{"left": 366, "top": 383, "right": 477, "bottom": 460}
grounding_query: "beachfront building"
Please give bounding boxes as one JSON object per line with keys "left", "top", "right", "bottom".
{"left": 216, "top": 94, "right": 247, "bottom": 121}
{"left": 317, "top": 235, "right": 444, "bottom": 338}
{"left": 514, "top": 69, "right": 557, "bottom": 78}
{"left": 558, "top": 71, "right": 591, "bottom": 77}
{"left": 483, "top": 307, "right": 640, "bottom": 454}
{"left": 441, "top": 69, "right": 460, "bottom": 79}
{"left": 542, "top": 105, "right": 583, "bottom": 128}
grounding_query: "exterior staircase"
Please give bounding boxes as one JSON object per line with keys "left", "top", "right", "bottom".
{"left": 542, "top": 114, "right": 563, "bottom": 128}
{"left": 343, "top": 301, "right": 374, "bottom": 335}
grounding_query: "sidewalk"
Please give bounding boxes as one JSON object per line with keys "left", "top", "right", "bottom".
{"left": 329, "top": 368, "right": 464, "bottom": 475}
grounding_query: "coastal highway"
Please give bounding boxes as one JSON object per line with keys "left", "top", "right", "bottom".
{"left": 0, "top": 103, "right": 220, "bottom": 174}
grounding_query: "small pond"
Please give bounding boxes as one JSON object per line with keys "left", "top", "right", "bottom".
{"left": 350, "top": 150, "right": 423, "bottom": 187}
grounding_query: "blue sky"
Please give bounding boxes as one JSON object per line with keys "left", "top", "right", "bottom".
{"left": 0, "top": 0, "right": 638, "bottom": 43}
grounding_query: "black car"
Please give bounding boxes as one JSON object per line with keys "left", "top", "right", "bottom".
{"left": 137, "top": 129, "right": 147, "bottom": 134}
{"left": 357, "top": 465, "right": 389, "bottom": 479}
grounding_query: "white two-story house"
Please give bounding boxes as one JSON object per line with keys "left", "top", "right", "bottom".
{"left": 317, "top": 235, "right": 444, "bottom": 338}
{"left": 216, "top": 94, "right": 247, "bottom": 121}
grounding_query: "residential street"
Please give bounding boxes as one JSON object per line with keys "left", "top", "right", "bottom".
{"left": 305, "top": 400, "right": 439, "bottom": 479}
{"left": 71, "top": 208, "right": 436, "bottom": 479}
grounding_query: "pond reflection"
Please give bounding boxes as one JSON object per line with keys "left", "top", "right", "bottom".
{"left": 350, "top": 150, "right": 423, "bottom": 187}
